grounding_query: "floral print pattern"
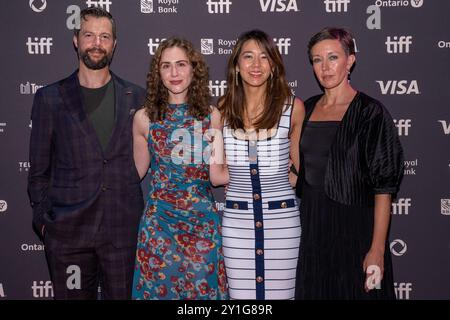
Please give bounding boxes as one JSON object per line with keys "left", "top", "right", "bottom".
{"left": 132, "top": 104, "right": 228, "bottom": 300}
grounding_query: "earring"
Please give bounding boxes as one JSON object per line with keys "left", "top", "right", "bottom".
{"left": 235, "top": 70, "right": 239, "bottom": 87}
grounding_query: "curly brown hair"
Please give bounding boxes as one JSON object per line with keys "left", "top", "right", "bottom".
{"left": 218, "top": 30, "right": 291, "bottom": 130}
{"left": 144, "top": 37, "right": 211, "bottom": 121}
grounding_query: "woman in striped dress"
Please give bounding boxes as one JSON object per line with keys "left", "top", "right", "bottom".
{"left": 209, "top": 30, "right": 305, "bottom": 300}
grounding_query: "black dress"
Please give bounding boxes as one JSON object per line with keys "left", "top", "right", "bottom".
{"left": 295, "top": 105, "right": 397, "bottom": 300}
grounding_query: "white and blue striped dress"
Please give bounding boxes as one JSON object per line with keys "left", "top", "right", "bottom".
{"left": 222, "top": 99, "right": 301, "bottom": 300}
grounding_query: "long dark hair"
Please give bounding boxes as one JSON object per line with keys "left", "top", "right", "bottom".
{"left": 218, "top": 30, "right": 291, "bottom": 130}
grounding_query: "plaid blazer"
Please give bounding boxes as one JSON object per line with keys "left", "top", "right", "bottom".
{"left": 28, "top": 71, "right": 146, "bottom": 247}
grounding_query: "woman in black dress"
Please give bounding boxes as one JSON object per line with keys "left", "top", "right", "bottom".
{"left": 295, "top": 27, "right": 404, "bottom": 299}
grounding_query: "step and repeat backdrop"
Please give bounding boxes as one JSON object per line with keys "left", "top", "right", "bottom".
{"left": 0, "top": 0, "right": 449, "bottom": 300}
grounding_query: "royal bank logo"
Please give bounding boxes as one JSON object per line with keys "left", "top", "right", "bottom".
{"left": 85, "top": 0, "right": 112, "bottom": 12}
{"left": 147, "top": 38, "right": 166, "bottom": 55}
{"left": 19, "top": 161, "right": 31, "bottom": 173}
{"left": 441, "top": 199, "right": 450, "bottom": 215}
{"left": 376, "top": 80, "right": 419, "bottom": 95}
{"left": 206, "top": 0, "right": 232, "bottom": 14}
{"left": 201, "top": 39, "right": 214, "bottom": 55}
{"left": 390, "top": 239, "right": 407, "bottom": 257}
{"left": 375, "top": 0, "right": 423, "bottom": 8}
{"left": 392, "top": 198, "right": 411, "bottom": 215}
{"left": 20, "top": 82, "right": 44, "bottom": 95}
{"left": 0, "top": 200, "right": 7, "bottom": 213}
{"left": 32, "top": 281, "right": 53, "bottom": 298}
{"left": 0, "top": 122, "right": 6, "bottom": 133}
{"left": 274, "top": 38, "right": 291, "bottom": 55}
{"left": 324, "top": 0, "right": 350, "bottom": 12}
{"left": 209, "top": 80, "right": 227, "bottom": 97}
{"left": 26, "top": 37, "right": 53, "bottom": 55}
{"left": 385, "top": 36, "right": 412, "bottom": 53}
{"left": 438, "top": 120, "right": 450, "bottom": 135}
{"left": 29, "top": 0, "right": 47, "bottom": 12}
{"left": 259, "top": 0, "right": 299, "bottom": 12}
{"left": 393, "top": 119, "right": 412, "bottom": 136}
{"left": 140, "top": 0, "right": 179, "bottom": 14}
{"left": 394, "top": 282, "right": 412, "bottom": 300}
{"left": 404, "top": 159, "right": 418, "bottom": 175}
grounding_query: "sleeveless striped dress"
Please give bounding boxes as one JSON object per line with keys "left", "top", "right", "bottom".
{"left": 222, "top": 98, "right": 301, "bottom": 300}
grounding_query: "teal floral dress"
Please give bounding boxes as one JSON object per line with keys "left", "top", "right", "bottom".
{"left": 132, "top": 103, "right": 228, "bottom": 300}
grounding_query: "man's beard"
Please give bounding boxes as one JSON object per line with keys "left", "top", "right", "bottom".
{"left": 79, "top": 47, "right": 114, "bottom": 70}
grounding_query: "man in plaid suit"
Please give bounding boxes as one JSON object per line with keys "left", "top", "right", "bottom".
{"left": 27, "top": 7, "right": 145, "bottom": 299}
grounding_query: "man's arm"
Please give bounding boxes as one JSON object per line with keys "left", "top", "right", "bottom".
{"left": 27, "top": 89, "right": 53, "bottom": 238}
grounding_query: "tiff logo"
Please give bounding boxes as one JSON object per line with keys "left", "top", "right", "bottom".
{"left": 147, "top": 38, "right": 166, "bottom": 55}
{"left": 259, "top": 0, "right": 299, "bottom": 12}
{"left": 393, "top": 119, "right": 411, "bottom": 136}
{"left": 392, "top": 198, "right": 411, "bottom": 215}
{"left": 324, "top": 0, "right": 350, "bottom": 12}
{"left": 206, "top": 0, "right": 232, "bottom": 14}
{"left": 20, "top": 82, "right": 44, "bottom": 95}
{"left": 438, "top": 120, "right": 450, "bottom": 135}
{"left": 376, "top": 80, "right": 420, "bottom": 95}
{"left": 26, "top": 37, "right": 53, "bottom": 55}
{"left": 386, "top": 36, "right": 412, "bottom": 53}
{"left": 209, "top": 80, "right": 227, "bottom": 97}
{"left": 274, "top": 38, "right": 291, "bottom": 55}
{"left": 441, "top": 199, "right": 450, "bottom": 215}
{"left": 85, "top": 0, "right": 112, "bottom": 12}
{"left": 32, "top": 281, "right": 53, "bottom": 298}
{"left": 394, "top": 282, "right": 412, "bottom": 300}
{"left": 0, "top": 200, "right": 7, "bottom": 213}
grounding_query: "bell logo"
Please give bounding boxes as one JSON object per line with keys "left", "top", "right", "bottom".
{"left": 376, "top": 80, "right": 420, "bottom": 95}
{"left": 394, "top": 282, "right": 412, "bottom": 300}
{"left": 0, "top": 283, "right": 5, "bottom": 298}
{"left": 259, "top": 0, "right": 299, "bottom": 12}
{"left": 390, "top": 239, "right": 407, "bottom": 257}
{"left": 31, "top": 281, "right": 53, "bottom": 298}
{"left": 29, "top": 0, "right": 47, "bottom": 13}
{"left": 438, "top": 121, "right": 450, "bottom": 135}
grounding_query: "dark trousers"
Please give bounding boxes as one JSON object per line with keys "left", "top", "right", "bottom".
{"left": 44, "top": 224, "right": 136, "bottom": 300}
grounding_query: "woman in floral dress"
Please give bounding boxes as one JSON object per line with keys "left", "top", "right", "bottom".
{"left": 131, "top": 37, "right": 228, "bottom": 300}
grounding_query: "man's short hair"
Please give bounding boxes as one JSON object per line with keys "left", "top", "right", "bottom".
{"left": 74, "top": 7, "right": 116, "bottom": 40}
